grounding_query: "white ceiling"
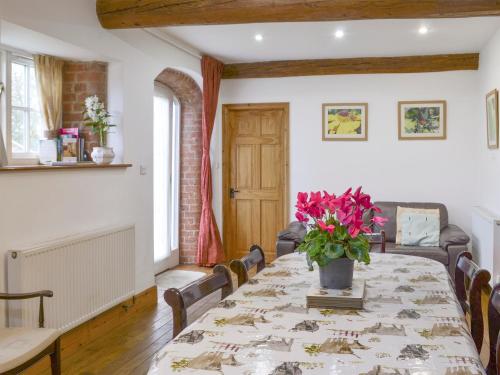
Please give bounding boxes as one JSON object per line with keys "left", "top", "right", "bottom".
{"left": 162, "top": 18, "right": 500, "bottom": 63}
{"left": 0, "top": 20, "right": 104, "bottom": 61}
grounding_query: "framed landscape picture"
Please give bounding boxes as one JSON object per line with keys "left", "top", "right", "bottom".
{"left": 322, "top": 103, "right": 368, "bottom": 141}
{"left": 398, "top": 100, "right": 446, "bottom": 140}
{"left": 486, "top": 89, "right": 499, "bottom": 149}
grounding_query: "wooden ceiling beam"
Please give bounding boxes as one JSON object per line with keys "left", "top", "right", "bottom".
{"left": 221, "top": 53, "right": 479, "bottom": 79}
{"left": 96, "top": 0, "right": 500, "bottom": 29}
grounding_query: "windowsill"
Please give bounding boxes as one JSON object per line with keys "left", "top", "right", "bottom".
{"left": 0, "top": 163, "right": 132, "bottom": 172}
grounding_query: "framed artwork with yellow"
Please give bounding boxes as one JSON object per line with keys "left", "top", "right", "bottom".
{"left": 322, "top": 103, "right": 368, "bottom": 141}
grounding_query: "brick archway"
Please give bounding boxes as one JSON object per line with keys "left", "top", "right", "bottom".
{"left": 155, "top": 68, "right": 202, "bottom": 264}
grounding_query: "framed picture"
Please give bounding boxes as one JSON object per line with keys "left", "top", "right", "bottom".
{"left": 486, "top": 89, "right": 499, "bottom": 149}
{"left": 322, "top": 103, "right": 368, "bottom": 141}
{"left": 398, "top": 101, "right": 446, "bottom": 140}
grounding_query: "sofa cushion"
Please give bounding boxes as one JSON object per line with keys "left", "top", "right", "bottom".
{"left": 385, "top": 242, "right": 449, "bottom": 265}
{"left": 397, "top": 207, "right": 440, "bottom": 246}
{"left": 277, "top": 221, "right": 307, "bottom": 244}
{"left": 374, "top": 202, "right": 448, "bottom": 242}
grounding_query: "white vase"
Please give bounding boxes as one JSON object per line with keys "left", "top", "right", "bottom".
{"left": 91, "top": 146, "right": 115, "bottom": 165}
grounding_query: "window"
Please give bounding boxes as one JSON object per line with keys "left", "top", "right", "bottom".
{"left": 153, "top": 83, "right": 180, "bottom": 273}
{"left": 0, "top": 51, "right": 42, "bottom": 162}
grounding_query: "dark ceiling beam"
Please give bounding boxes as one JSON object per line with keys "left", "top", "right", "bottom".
{"left": 96, "top": 0, "right": 500, "bottom": 29}
{"left": 221, "top": 53, "right": 480, "bottom": 79}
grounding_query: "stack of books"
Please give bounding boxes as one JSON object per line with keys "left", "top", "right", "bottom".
{"left": 306, "top": 279, "right": 365, "bottom": 309}
{"left": 40, "top": 128, "right": 89, "bottom": 165}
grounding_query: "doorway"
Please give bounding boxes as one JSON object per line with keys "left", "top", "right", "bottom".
{"left": 154, "top": 83, "right": 180, "bottom": 274}
{"left": 222, "top": 103, "right": 289, "bottom": 262}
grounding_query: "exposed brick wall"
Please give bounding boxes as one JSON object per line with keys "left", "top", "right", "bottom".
{"left": 156, "top": 68, "right": 202, "bottom": 264}
{"left": 62, "top": 61, "right": 108, "bottom": 155}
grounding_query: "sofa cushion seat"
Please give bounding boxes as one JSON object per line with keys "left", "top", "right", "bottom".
{"left": 385, "top": 242, "right": 449, "bottom": 265}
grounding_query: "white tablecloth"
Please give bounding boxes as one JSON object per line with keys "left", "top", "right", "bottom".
{"left": 149, "top": 252, "right": 484, "bottom": 374}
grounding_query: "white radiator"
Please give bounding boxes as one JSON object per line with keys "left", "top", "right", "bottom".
{"left": 6, "top": 225, "right": 135, "bottom": 332}
{"left": 472, "top": 207, "right": 500, "bottom": 283}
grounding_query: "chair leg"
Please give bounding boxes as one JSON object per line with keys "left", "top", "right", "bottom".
{"left": 50, "top": 338, "right": 61, "bottom": 375}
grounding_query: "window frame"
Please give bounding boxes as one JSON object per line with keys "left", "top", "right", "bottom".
{"left": 2, "top": 50, "right": 41, "bottom": 164}
{"left": 153, "top": 82, "right": 181, "bottom": 274}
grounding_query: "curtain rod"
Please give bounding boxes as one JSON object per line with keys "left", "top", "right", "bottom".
{"left": 143, "top": 29, "right": 202, "bottom": 60}
{"left": 0, "top": 43, "right": 33, "bottom": 59}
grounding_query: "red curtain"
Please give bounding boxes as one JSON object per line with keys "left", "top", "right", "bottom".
{"left": 196, "top": 55, "right": 225, "bottom": 266}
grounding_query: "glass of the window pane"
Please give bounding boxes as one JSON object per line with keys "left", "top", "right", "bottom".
{"left": 29, "top": 111, "right": 42, "bottom": 153}
{"left": 29, "top": 66, "right": 40, "bottom": 111}
{"left": 11, "top": 109, "right": 27, "bottom": 153}
{"left": 11, "top": 63, "right": 27, "bottom": 107}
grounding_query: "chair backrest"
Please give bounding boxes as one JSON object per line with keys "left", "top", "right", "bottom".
{"left": 0, "top": 290, "right": 53, "bottom": 328}
{"left": 454, "top": 251, "right": 491, "bottom": 353}
{"left": 367, "top": 230, "right": 386, "bottom": 253}
{"left": 229, "top": 245, "right": 266, "bottom": 287}
{"left": 487, "top": 283, "right": 500, "bottom": 375}
{"left": 164, "top": 264, "right": 233, "bottom": 338}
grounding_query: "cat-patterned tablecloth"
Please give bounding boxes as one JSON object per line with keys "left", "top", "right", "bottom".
{"left": 148, "top": 253, "right": 484, "bottom": 375}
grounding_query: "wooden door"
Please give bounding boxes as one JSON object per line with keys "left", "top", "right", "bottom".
{"left": 223, "top": 103, "right": 289, "bottom": 262}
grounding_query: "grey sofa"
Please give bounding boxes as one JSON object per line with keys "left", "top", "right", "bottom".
{"left": 276, "top": 221, "right": 307, "bottom": 258}
{"left": 275, "top": 201, "right": 470, "bottom": 278}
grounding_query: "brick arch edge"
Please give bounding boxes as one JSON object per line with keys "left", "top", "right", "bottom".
{"left": 155, "top": 68, "right": 202, "bottom": 264}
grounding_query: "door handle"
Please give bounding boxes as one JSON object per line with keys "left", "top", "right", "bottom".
{"left": 230, "top": 187, "right": 239, "bottom": 199}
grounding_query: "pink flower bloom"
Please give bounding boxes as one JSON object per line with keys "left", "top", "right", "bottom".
{"left": 295, "top": 212, "right": 308, "bottom": 223}
{"left": 360, "top": 225, "right": 373, "bottom": 234}
{"left": 372, "top": 216, "right": 388, "bottom": 226}
{"left": 317, "top": 220, "right": 335, "bottom": 234}
{"left": 297, "top": 192, "right": 308, "bottom": 204}
{"left": 348, "top": 225, "right": 360, "bottom": 238}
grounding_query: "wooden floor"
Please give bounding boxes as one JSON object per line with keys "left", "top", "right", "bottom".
{"left": 29, "top": 266, "right": 491, "bottom": 374}
{"left": 36, "top": 265, "right": 211, "bottom": 375}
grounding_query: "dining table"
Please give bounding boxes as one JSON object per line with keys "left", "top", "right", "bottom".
{"left": 148, "top": 252, "right": 485, "bottom": 375}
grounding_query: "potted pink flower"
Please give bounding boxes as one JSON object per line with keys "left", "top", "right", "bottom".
{"left": 295, "top": 187, "right": 387, "bottom": 289}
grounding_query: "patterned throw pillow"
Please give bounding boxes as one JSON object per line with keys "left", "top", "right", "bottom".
{"left": 396, "top": 207, "right": 440, "bottom": 247}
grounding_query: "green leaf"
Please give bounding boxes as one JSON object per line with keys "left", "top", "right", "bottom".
{"left": 324, "top": 242, "right": 344, "bottom": 259}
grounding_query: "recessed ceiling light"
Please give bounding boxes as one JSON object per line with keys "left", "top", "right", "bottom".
{"left": 334, "top": 30, "right": 344, "bottom": 39}
{"left": 418, "top": 26, "right": 429, "bottom": 35}
{"left": 254, "top": 34, "right": 263, "bottom": 42}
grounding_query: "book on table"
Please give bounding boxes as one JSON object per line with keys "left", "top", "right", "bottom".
{"left": 306, "top": 279, "right": 365, "bottom": 309}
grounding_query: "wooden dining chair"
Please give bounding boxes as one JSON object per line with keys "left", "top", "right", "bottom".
{"left": 164, "top": 264, "right": 233, "bottom": 338}
{"left": 229, "top": 245, "right": 266, "bottom": 287}
{"left": 454, "top": 251, "right": 491, "bottom": 353}
{"left": 487, "top": 283, "right": 500, "bottom": 375}
{"left": 0, "top": 290, "right": 61, "bottom": 375}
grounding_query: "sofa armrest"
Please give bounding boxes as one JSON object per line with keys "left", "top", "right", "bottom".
{"left": 440, "top": 224, "right": 470, "bottom": 249}
{"left": 277, "top": 221, "right": 307, "bottom": 244}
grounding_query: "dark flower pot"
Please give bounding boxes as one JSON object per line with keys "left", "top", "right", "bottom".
{"left": 319, "top": 257, "right": 354, "bottom": 289}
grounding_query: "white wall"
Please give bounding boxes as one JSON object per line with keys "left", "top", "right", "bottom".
{"left": 478, "top": 29, "right": 500, "bottom": 216}
{"left": 0, "top": 0, "right": 201, "bottom": 326}
{"left": 471, "top": 28, "right": 500, "bottom": 281}
{"left": 214, "top": 71, "right": 480, "bottom": 235}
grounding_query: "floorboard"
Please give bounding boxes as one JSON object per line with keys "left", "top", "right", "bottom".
{"left": 37, "top": 264, "right": 211, "bottom": 375}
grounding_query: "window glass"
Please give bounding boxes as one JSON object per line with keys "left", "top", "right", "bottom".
{"left": 11, "top": 62, "right": 26, "bottom": 107}
{"left": 11, "top": 108, "right": 26, "bottom": 153}
{"left": 9, "top": 57, "right": 42, "bottom": 156}
{"left": 29, "top": 66, "right": 39, "bottom": 111}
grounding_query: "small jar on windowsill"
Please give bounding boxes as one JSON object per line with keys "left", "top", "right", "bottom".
{"left": 91, "top": 146, "right": 115, "bottom": 165}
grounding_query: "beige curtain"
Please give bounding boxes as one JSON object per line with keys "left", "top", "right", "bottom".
{"left": 34, "top": 55, "right": 64, "bottom": 138}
